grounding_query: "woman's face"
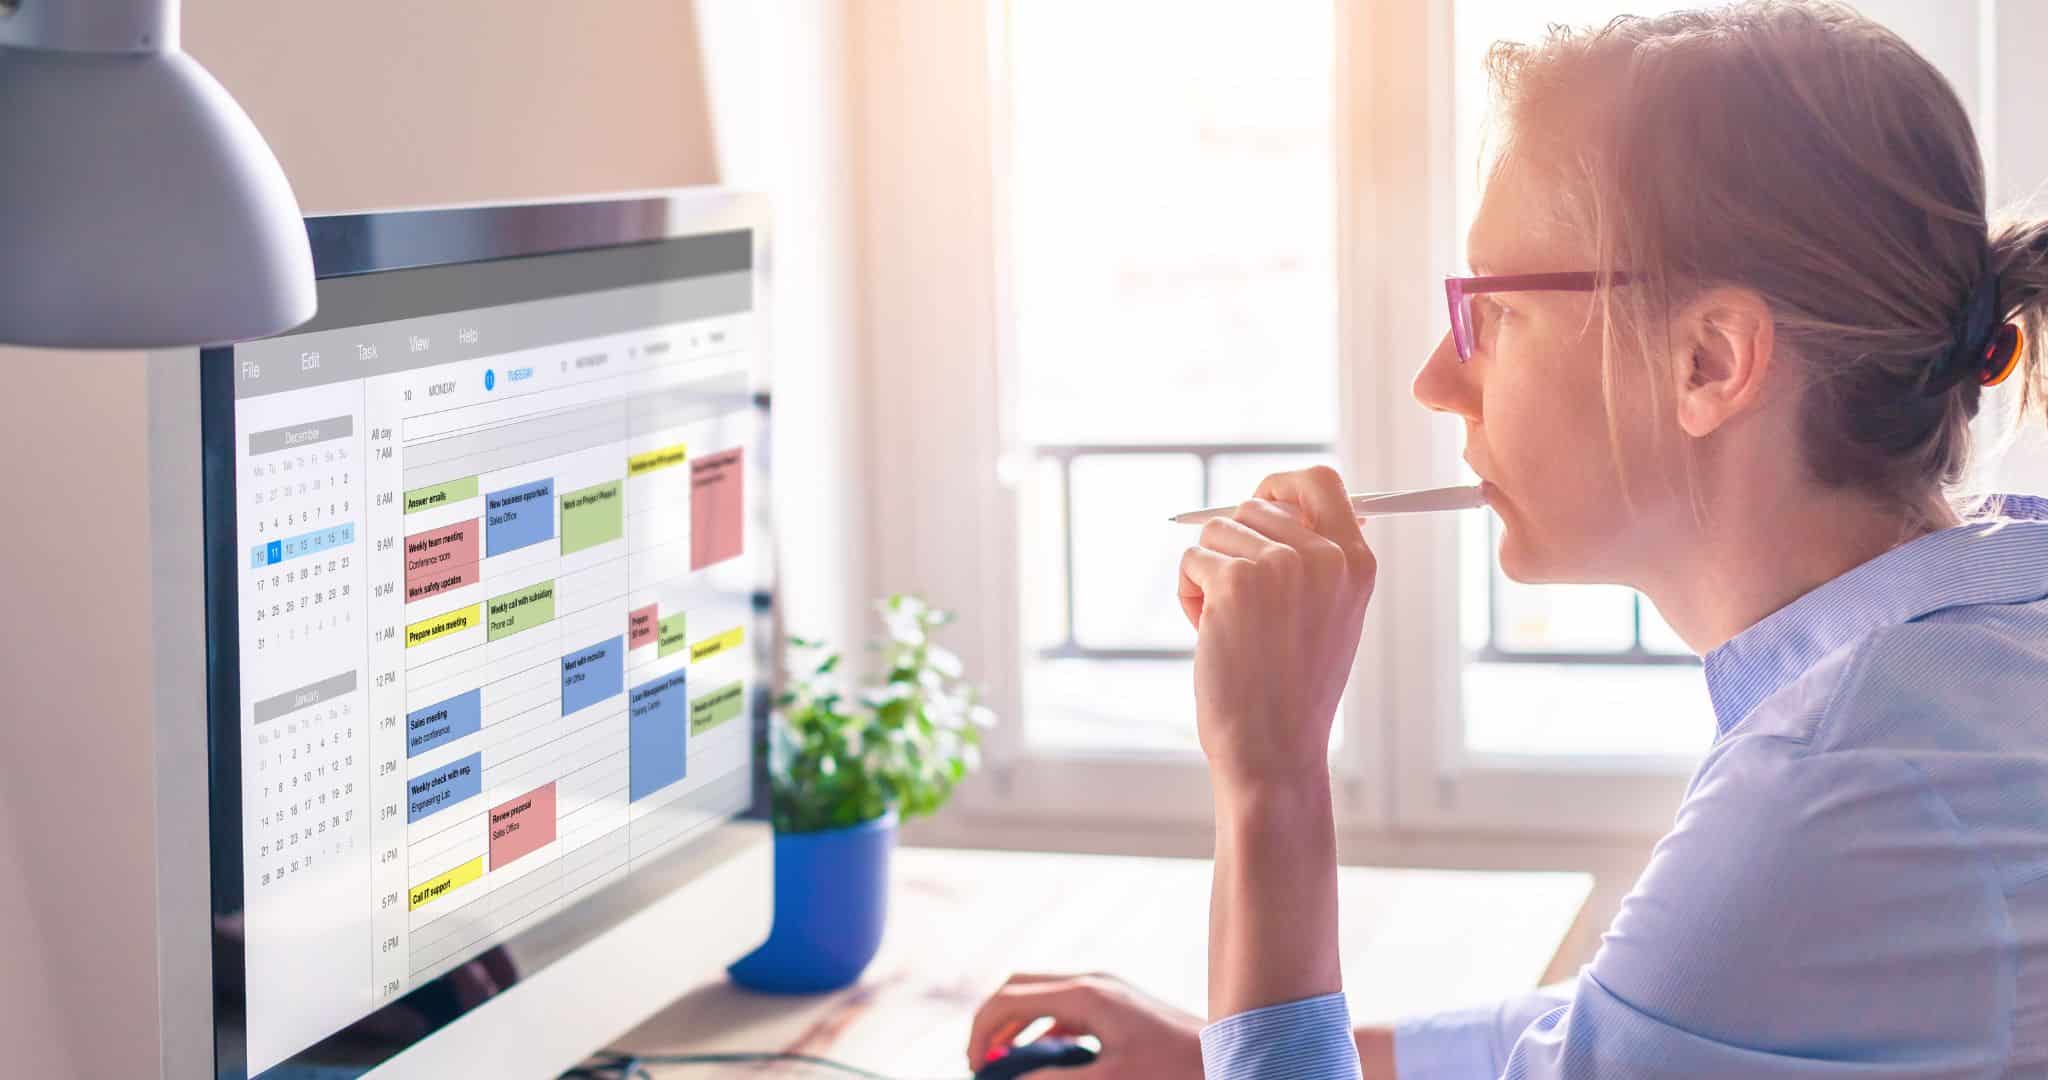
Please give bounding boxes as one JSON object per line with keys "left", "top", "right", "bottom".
{"left": 1412, "top": 161, "right": 1679, "bottom": 585}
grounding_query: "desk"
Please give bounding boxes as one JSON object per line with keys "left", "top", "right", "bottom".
{"left": 605, "top": 846, "right": 1591, "bottom": 1077}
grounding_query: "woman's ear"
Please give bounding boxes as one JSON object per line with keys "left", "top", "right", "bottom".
{"left": 1672, "top": 286, "right": 1775, "bottom": 438}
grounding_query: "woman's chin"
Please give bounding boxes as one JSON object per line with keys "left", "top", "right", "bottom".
{"left": 1499, "top": 524, "right": 1610, "bottom": 585}
{"left": 1489, "top": 492, "right": 1577, "bottom": 583}
{"left": 1495, "top": 525, "right": 1556, "bottom": 584}
{"left": 1496, "top": 537, "right": 1536, "bottom": 582}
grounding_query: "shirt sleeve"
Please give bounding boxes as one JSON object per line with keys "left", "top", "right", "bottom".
{"left": 1200, "top": 992, "right": 1362, "bottom": 1080}
{"left": 1489, "top": 735, "right": 2009, "bottom": 1079}
{"left": 1393, "top": 983, "right": 1576, "bottom": 1080}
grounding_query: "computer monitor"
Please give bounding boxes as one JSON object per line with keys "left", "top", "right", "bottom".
{"left": 198, "top": 191, "right": 775, "bottom": 1079}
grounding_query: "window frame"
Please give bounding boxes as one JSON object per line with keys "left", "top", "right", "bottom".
{"left": 854, "top": 0, "right": 1390, "bottom": 831}
{"left": 1000, "top": 0, "right": 1383, "bottom": 829}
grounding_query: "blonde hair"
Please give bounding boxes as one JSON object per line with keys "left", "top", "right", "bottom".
{"left": 1484, "top": 0, "right": 2048, "bottom": 522}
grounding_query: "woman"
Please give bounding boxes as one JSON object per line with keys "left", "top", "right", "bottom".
{"left": 969, "top": 2, "right": 2048, "bottom": 1077}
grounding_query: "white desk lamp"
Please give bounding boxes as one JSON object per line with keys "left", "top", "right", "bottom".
{"left": 0, "top": 0, "right": 315, "bottom": 347}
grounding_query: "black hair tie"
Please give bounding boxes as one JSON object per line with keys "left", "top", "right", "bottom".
{"left": 1926, "top": 267, "right": 2020, "bottom": 395}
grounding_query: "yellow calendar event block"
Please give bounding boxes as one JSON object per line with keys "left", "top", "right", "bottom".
{"left": 407, "top": 604, "right": 481, "bottom": 648}
{"left": 628, "top": 442, "right": 688, "bottom": 476}
{"left": 409, "top": 856, "right": 484, "bottom": 911}
{"left": 690, "top": 625, "right": 744, "bottom": 663}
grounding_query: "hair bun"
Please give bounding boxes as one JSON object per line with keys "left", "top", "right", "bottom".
{"left": 1926, "top": 270, "right": 2007, "bottom": 395}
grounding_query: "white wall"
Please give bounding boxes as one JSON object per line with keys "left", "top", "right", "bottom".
{"left": 0, "top": 471, "right": 115, "bottom": 1078}
{"left": 1991, "top": 0, "right": 2048, "bottom": 218}
{"left": 0, "top": 4, "right": 865, "bottom": 1074}
{"left": 185, "top": 1, "right": 718, "bottom": 212}
{"left": 1857, "top": 0, "right": 2048, "bottom": 498}
{"left": 0, "top": 353, "right": 164, "bottom": 1077}
{"left": 1986, "top": 0, "right": 2048, "bottom": 496}
{"left": 0, "top": 794, "right": 72, "bottom": 1077}
{"left": 1861, "top": 0, "right": 2048, "bottom": 498}
{"left": 693, "top": 0, "right": 871, "bottom": 659}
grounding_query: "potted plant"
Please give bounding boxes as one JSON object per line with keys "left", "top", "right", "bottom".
{"left": 727, "top": 594, "right": 994, "bottom": 993}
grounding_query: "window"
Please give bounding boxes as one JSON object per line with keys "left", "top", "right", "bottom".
{"left": 861, "top": 0, "right": 2048, "bottom": 838}
{"left": 1005, "top": 0, "right": 1339, "bottom": 754}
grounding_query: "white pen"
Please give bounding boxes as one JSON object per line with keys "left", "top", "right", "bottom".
{"left": 1168, "top": 483, "right": 1489, "bottom": 525}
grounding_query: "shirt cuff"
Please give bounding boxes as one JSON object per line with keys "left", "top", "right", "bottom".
{"left": 1199, "top": 992, "right": 1361, "bottom": 1080}
{"left": 1392, "top": 1003, "right": 1504, "bottom": 1080}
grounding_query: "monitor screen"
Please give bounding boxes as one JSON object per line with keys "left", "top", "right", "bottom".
{"left": 200, "top": 197, "right": 768, "bottom": 1079}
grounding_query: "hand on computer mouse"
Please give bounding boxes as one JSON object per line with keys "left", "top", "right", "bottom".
{"left": 966, "top": 973, "right": 1203, "bottom": 1078}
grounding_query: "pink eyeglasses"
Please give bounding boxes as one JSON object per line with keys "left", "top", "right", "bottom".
{"left": 1445, "top": 271, "right": 1635, "bottom": 361}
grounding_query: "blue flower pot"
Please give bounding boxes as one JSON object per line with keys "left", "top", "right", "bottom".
{"left": 727, "top": 810, "right": 896, "bottom": 994}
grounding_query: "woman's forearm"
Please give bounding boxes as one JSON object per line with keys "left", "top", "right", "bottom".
{"left": 1208, "top": 772, "right": 1346, "bottom": 1021}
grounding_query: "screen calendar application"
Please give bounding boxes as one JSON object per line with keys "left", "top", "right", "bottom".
{"left": 231, "top": 280, "right": 758, "bottom": 1073}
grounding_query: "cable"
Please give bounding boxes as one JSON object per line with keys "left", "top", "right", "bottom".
{"left": 562, "top": 1049, "right": 970, "bottom": 1080}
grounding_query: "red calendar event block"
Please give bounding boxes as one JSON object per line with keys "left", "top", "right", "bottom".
{"left": 404, "top": 518, "right": 480, "bottom": 591}
{"left": 690, "top": 448, "right": 744, "bottom": 570}
{"left": 405, "top": 566, "right": 478, "bottom": 604}
{"left": 488, "top": 781, "right": 557, "bottom": 870}
{"left": 628, "top": 602, "right": 660, "bottom": 650}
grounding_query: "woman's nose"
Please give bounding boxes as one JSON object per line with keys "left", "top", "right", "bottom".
{"left": 1412, "top": 329, "right": 1479, "bottom": 421}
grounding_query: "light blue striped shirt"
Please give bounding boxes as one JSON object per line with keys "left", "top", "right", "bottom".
{"left": 1200, "top": 495, "right": 2048, "bottom": 1079}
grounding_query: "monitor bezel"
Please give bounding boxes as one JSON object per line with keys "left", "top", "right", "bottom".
{"left": 199, "top": 189, "right": 774, "bottom": 1080}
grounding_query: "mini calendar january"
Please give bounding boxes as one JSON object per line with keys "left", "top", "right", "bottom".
{"left": 251, "top": 684, "right": 361, "bottom": 894}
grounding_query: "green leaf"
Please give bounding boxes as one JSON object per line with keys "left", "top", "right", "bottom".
{"left": 766, "top": 592, "right": 997, "bottom": 833}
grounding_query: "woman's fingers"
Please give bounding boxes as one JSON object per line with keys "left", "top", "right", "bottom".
{"left": 1229, "top": 497, "right": 1319, "bottom": 545}
{"left": 1230, "top": 497, "right": 1351, "bottom": 578}
{"left": 1255, "top": 465, "right": 1364, "bottom": 545}
{"left": 1177, "top": 543, "right": 1234, "bottom": 629}
{"left": 965, "top": 979, "right": 1109, "bottom": 1071}
{"left": 1180, "top": 494, "right": 1365, "bottom": 634}
{"left": 967, "top": 973, "right": 1203, "bottom": 1080}
{"left": 1198, "top": 514, "right": 1282, "bottom": 560}
{"left": 1253, "top": 468, "right": 1375, "bottom": 590}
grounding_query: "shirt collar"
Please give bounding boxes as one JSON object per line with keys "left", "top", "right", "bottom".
{"left": 1702, "top": 494, "right": 2048, "bottom": 737}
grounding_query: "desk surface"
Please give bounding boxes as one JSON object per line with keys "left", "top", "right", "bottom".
{"left": 610, "top": 845, "right": 1592, "bottom": 1077}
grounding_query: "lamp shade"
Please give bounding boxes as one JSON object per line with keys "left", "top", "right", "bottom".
{"left": 0, "top": 1, "right": 315, "bottom": 348}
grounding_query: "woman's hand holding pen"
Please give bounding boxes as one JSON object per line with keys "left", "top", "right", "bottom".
{"left": 961, "top": 466, "right": 1380, "bottom": 1071}
{"left": 1177, "top": 465, "right": 1376, "bottom": 792}
{"left": 1177, "top": 465, "right": 1375, "bottom": 1028}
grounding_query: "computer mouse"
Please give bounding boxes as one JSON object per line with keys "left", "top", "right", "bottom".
{"left": 973, "top": 1036, "right": 1099, "bottom": 1079}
